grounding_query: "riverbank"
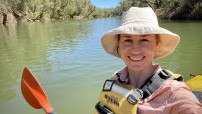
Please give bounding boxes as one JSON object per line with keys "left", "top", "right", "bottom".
{"left": 1, "top": 0, "right": 202, "bottom": 25}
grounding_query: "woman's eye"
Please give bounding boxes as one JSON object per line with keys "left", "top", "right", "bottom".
{"left": 124, "top": 39, "right": 133, "bottom": 42}
{"left": 140, "top": 39, "right": 149, "bottom": 42}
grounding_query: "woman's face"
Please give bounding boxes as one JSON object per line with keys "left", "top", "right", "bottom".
{"left": 118, "top": 34, "right": 157, "bottom": 72}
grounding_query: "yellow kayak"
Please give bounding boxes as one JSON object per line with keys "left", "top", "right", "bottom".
{"left": 185, "top": 75, "right": 202, "bottom": 91}
{"left": 185, "top": 75, "right": 202, "bottom": 103}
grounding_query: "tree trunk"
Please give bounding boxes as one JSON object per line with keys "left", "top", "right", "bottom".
{"left": 0, "top": 12, "right": 4, "bottom": 24}
{"left": 1, "top": 12, "right": 17, "bottom": 25}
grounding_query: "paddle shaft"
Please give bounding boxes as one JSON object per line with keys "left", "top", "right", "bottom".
{"left": 48, "top": 111, "right": 56, "bottom": 114}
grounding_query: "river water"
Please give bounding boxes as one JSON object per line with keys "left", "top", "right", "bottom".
{"left": 0, "top": 18, "right": 202, "bottom": 114}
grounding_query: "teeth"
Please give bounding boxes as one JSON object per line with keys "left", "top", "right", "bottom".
{"left": 129, "top": 56, "right": 143, "bottom": 61}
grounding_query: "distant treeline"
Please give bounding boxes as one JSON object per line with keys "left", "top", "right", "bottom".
{"left": 114, "top": 0, "right": 202, "bottom": 20}
{"left": 1, "top": 0, "right": 202, "bottom": 24}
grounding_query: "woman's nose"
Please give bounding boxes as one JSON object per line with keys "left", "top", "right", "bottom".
{"left": 131, "top": 42, "right": 141, "bottom": 52}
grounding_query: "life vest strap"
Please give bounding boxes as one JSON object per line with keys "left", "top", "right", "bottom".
{"left": 140, "top": 69, "right": 181, "bottom": 99}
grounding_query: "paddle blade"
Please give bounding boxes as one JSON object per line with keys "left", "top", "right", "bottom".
{"left": 185, "top": 75, "right": 202, "bottom": 91}
{"left": 21, "top": 67, "right": 56, "bottom": 113}
{"left": 21, "top": 78, "right": 41, "bottom": 109}
{"left": 21, "top": 67, "right": 48, "bottom": 109}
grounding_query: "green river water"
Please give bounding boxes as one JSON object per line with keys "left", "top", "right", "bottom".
{"left": 0, "top": 18, "right": 202, "bottom": 114}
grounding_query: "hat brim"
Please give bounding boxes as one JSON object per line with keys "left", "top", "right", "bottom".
{"left": 101, "top": 24, "right": 180, "bottom": 59}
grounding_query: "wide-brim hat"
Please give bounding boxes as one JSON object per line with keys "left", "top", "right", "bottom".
{"left": 101, "top": 7, "right": 180, "bottom": 59}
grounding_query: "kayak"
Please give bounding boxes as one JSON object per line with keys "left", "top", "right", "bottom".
{"left": 185, "top": 75, "right": 202, "bottom": 91}
{"left": 185, "top": 74, "right": 202, "bottom": 103}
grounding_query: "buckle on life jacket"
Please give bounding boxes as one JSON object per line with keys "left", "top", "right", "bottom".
{"left": 127, "top": 89, "right": 143, "bottom": 105}
{"left": 159, "top": 70, "right": 171, "bottom": 79}
{"left": 141, "top": 69, "right": 175, "bottom": 99}
{"left": 103, "top": 80, "right": 115, "bottom": 91}
{"left": 95, "top": 102, "right": 114, "bottom": 114}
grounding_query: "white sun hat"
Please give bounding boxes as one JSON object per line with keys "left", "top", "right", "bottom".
{"left": 101, "top": 7, "right": 180, "bottom": 59}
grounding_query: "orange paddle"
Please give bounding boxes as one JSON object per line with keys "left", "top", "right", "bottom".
{"left": 21, "top": 67, "right": 56, "bottom": 114}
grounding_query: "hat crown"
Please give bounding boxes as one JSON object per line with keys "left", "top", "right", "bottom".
{"left": 122, "top": 7, "right": 159, "bottom": 27}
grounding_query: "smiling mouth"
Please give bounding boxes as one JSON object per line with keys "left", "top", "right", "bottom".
{"left": 128, "top": 56, "right": 145, "bottom": 62}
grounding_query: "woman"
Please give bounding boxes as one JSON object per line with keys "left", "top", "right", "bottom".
{"left": 95, "top": 7, "right": 202, "bottom": 114}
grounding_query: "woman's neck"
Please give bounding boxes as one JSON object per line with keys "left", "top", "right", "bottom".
{"left": 128, "top": 64, "right": 157, "bottom": 88}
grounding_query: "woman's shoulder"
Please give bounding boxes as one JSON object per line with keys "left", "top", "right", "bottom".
{"left": 163, "top": 80, "right": 202, "bottom": 113}
{"left": 160, "top": 80, "right": 200, "bottom": 103}
{"left": 162, "top": 79, "right": 188, "bottom": 90}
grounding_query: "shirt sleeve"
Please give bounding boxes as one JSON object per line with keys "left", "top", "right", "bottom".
{"left": 165, "top": 82, "right": 202, "bottom": 114}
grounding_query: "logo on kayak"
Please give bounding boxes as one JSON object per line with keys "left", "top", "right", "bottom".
{"left": 104, "top": 94, "right": 119, "bottom": 106}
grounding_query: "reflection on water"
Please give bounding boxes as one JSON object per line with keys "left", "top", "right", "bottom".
{"left": 0, "top": 18, "right": 201, "bottom": 114}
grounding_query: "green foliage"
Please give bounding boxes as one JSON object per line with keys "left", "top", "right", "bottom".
{"left": 115, "top": 0, "right": 202, "bottom": 19}
{"left": 0, "top": 0, "right": 99, "bottom": 21}
{"left": 0, "top": 0, "right": 202, "bottom": 23}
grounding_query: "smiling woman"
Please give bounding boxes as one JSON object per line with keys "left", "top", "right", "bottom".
{"left": 94, "top": 7, "right": 202, "bottom": 114}
{"left": 118, "top": 34, "right": 157, "bottom": 76}
{"left": 0, "top": 6, "right": 202, "bottom": 114}
{"left": 90, "top": 0, "right": 120, "bottom": 8}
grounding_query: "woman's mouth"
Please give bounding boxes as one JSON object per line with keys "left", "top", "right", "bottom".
{"left": 128, "top": 56, "right": 145, "bottom": 62}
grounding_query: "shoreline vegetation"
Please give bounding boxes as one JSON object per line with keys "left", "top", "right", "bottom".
{"left": 1, "top": 0, "right": 202, "bottom": 25}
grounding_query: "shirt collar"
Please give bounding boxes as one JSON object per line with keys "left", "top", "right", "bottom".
{"left": 114, "top": 65, "right": 161, "bottom": 84}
